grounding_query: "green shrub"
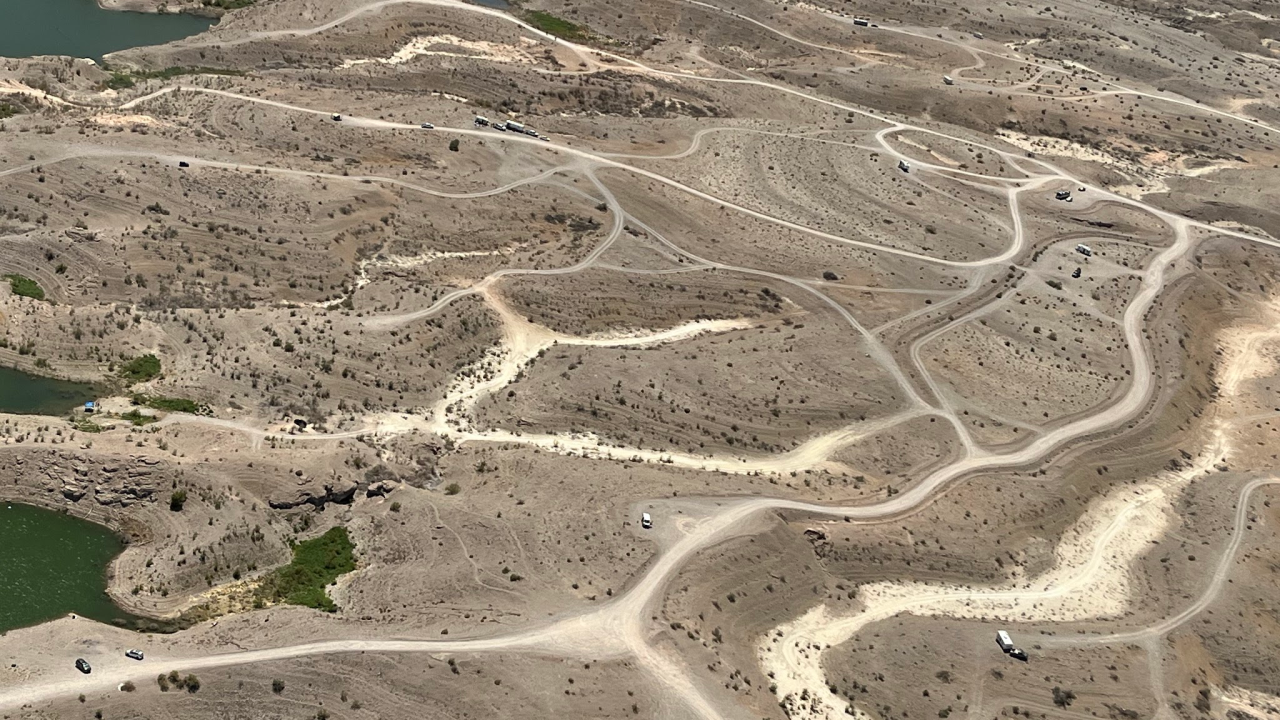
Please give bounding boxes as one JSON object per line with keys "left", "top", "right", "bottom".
{"left": 121, "top": 409, "right": 157, "bottom": 426}
{"left": 444, "top": 483, "right": 461, "bottom": 496}
{"left": 4, "top": 274, "right": 45, "bottom": 301}
{"left": 170, "top": 490, "right": 187, "bottom": 512}
{"left": 133, "top": 394, "right": 204, "bottom": 414}
{"left": 119, "top": 354, "right": 161, "bottom": 382}
{"left": 257, "top": 527, "right": 356, "bottom": 612}
{"left": 524, "top": 10, "right": 590, "bottom": 41}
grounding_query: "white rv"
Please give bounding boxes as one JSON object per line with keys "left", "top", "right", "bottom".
{"left": 996, "top": 630, "right": 1014, "bottom": 652}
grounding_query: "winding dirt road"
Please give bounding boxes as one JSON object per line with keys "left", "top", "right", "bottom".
{"left": 3, "top": 0, "right": 1280, "bottom": 717}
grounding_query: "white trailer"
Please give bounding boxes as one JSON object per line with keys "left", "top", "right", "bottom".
{"left": 1075, "top": 244, "right": 1093, "bottom": 257}
{"left": 505, "top": 120, "right": 525, "bottom": 133}
{"left": 943, "top": 75, "right": 954, "bottom": 85}
{"left": 996, "top": 630, "right": 1014, "bottom": 652}
{"left": 853, "top": 18, "right": 870, "bottom": 26}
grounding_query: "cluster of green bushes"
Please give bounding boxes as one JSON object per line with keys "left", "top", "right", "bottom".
{"left": 202, "top": 0, "right": 256, "bottom": 10}
{"left": 118, "top": 354, "right": 161, "bottom": 382}
{"left": 133, "top": 394, "right": 207, "bottom": 414}
{"left": 524, "top": 10, "right": 590, "bottom": 41}
{"left": 105, "top": 65, "right": 246, "bottom": 90}
{"left": 257, "top": 527, "right": 356, "bottom": 612}
{"left": 4, "top": 274, "right": 45, "bottom": 301}
{"left": 121, "top": 409, "right": 157, "bottom": 426}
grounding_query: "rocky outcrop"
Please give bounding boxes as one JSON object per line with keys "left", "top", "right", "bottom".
{"left": 267, "top": 476, "right": 358, "bottom": 510}
{"left": 5, "top": 450, "right": 167, "bottom": 508}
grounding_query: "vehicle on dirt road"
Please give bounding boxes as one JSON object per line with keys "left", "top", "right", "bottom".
{"left": 125, "top": 649, "right": 144, "bottom": 661}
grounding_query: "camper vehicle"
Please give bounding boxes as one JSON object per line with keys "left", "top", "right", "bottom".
{"left": 943, "top": 76, "right": 954, "bottom": 85}
{"left": 898, "top": 159, "right": 910, "bottom": 172}
{"left": 641, "top": 512, "right": 653, "bottom": 529}
{"left": 853, "top": 18, "right": 870, "bottom": 26}
{"left": 1075, "top": 244, "right": 1093, "bottom": 257}
{"left": 996, "top": 630, "right": 1014, "bottom": 652}
{"left": 474, "top": 116, "right": 490, "bottom": 127}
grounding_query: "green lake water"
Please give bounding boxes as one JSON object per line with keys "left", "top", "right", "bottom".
{"left": 0, "top": 503, "right": 144, "bottom": 633}
{"left": 0, "top": 0, "right": 214, "bottom": 62}
{"left": 0, "top": 365, "right": 98, "bottom": 416}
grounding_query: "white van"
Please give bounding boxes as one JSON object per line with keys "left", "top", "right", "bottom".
{"left": 641, "top": 512, "right": 653, "bottom": 529}
{"left": 996, "top": 630, "right": 1014, "bottom": 652}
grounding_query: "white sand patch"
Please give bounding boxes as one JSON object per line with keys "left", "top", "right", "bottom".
{"left": 996, "top": 129, "right": 1171, "bottom": 197}
{"left": 90, "top": 113, "right": 170, "bottom": 128}
{"left": 338, "top": 34, "right": 536, "bottom": 69}
{"left": 0, "top": 79, "right": 71, "bottom": 106}
{"left": 1215, "top": 685, "right": 1280, "bottom": 720}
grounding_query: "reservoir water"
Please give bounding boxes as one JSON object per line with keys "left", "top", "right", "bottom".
{"left": 0, "top": 366, "right": 98, "bottom": 416}
{"left": 0, "top": 0, "right": 214, "bottom": 62}
{"left": 0, "top": 503, "right": 144, "bottom": 632}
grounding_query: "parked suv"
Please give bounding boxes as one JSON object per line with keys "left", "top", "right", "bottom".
{"left": 125, "top": 649, "right": 145, "bottom": 661}
{"left": 75, "top": 658, "right": 91, "bottom": 674}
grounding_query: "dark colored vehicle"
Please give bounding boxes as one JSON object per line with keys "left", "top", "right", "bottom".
{"left": 1009, "top": 648, "right": 1028, "bottom": 662}
{"left": 1072, "top": 267, "right": 1082, "bottom": 279}
{"left": 75, "top": 658, "right": 91, "bottom": 674}
{"left": 125, "top": 649, "right": 145, "bottom": 661}
{"left": 178, "top": 161, "right": 190, "bottom": 168}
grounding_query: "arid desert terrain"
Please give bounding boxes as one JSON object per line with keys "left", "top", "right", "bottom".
{"left": 2, "top": 0, "right": 1280, "bottom": 718}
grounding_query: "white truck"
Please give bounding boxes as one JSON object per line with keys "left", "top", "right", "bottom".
{"left": 898, "top": 159, "right": 911, "bottom": 173}
{"left": 996, "top": 630, "right": 1014, "bottom": 652}
{"left": 1075, "top": 243, "right": 1093, "bottom": 257}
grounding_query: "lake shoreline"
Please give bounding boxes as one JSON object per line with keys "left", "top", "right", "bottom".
{"left": 95, "top": 0, "right": 225, "bottom": 19}
{"left": 0, "top": 499, "right": 160, "bottom": 634}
